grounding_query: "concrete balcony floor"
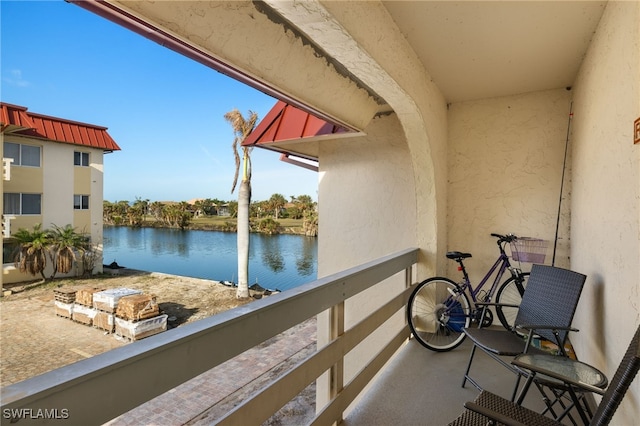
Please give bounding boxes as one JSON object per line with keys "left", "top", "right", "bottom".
{"left": 105, "top": 325, "right": 556, "bottom": 425}
{"left": 346, "top": 336, "right": 552, "bottom": 425}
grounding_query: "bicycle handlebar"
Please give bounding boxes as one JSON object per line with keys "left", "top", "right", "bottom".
{"left": 490, "top": 233, "right": 518, "bottom": 243}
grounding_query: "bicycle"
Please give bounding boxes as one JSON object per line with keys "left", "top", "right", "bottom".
{"left": 407, "top": 233, "right": 546, "bottom": 352}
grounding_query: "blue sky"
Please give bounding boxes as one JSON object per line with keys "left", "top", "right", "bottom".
{"left": 1, "top": 0, "right": 318, "bottom": 203}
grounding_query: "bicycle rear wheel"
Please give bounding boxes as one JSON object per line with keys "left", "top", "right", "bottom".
{"left": 407, "top": 277, "right": 471, "bottom": 352}
{"left": 495, "top": 272, "right": 530, "bottom": 331}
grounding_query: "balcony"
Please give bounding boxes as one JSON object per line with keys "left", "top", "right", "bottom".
{"left": 1, "top": 248, "right": 551, "bottom": 425}
{"left": 3, "top": 157, "right": 13, "bottom": 181}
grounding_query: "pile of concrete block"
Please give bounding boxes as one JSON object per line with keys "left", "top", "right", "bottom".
{"left": 115, "top": 293, "right": 160, "bottom": 321}
{"left": 65, "top": 287, "right": 104, "bottom": 324}
{"left": 114, "top": 293, "right": 166, "bottom": 341}
{"left": 54, "top": 288, "right": 77, "bottom": 318}
{"left": 54, "top": 287, "right": 167, "bottom": 341}
{"left": 91, "top": 288, "right": 142, "bottom": 333}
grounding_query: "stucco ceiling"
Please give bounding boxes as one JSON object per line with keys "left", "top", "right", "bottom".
{"left": 74, "top": 1, "right": 608, "bottom": 114}
{"left": 382, "top": 1, "right": 607, "bottom": 103}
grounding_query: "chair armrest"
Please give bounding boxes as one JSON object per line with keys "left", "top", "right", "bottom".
{"left": 572, "top": 381, "right": 607, "bottom": 395}
{"left": 516, "top": 324, "right": 579, "bottom": 333}
{"left": 514, "top": 325, "right": 579, "bottom": 355}
{"left": 463, "top": 401, "right": 527, "bottom": 426}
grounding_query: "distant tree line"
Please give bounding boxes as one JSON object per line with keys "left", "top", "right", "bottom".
{"left": 103, "top": 194, "right": 318, "bottom": 236}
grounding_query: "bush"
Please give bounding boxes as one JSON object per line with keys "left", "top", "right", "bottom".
{"left": 258, "top": 218, "right": 280, "bottom": 235}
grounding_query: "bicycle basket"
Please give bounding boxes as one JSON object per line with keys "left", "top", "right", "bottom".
{"left": 510, "top": 237, "right": 548, "bottom": 263}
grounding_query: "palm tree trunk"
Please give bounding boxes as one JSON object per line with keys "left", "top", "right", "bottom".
{"left": 236, "top": 178, "right": 251, "bottom": 298}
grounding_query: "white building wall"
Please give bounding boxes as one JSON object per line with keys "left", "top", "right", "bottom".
{"left": 42, "top": 143, "right": 74, "bottom": 229}
{"left": 447, "top": 89, "right": 573, "bottom": 284}
{"left": 317, "top": 113, "right": 417, "bottom": 410}
{"left": 41, "top": 143, "right": 77, "bottom": 279}
{"left": 569, "top": 1, "right": 640, "bottom": 420}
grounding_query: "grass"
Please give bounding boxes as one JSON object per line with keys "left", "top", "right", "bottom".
{"left": 143, "top": 215, "right": 307, "bottom": 234}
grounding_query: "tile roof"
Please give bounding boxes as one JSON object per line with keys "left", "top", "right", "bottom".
{"left": 0, "top": 102, "right": 120, "bottom": 151}
{"left": 243, "top": 100, "right": 351, "bottom": 154}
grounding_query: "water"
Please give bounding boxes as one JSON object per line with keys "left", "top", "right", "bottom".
{"left": 103, "top": 226, "right": 318, "bottom": 292}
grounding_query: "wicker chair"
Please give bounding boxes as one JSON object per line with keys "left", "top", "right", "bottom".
{"left": 449, "top": 325, "right": 640, "bottom": 426}
{"left": 462, "top": 264, "right": 587, "bottom": 400}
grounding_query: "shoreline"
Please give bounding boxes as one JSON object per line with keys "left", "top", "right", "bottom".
{"left": 104, "top": 222, "right": 315, "bottom": 236}
{"left": 3, "top": 267, "right": 278, "bottom": 299}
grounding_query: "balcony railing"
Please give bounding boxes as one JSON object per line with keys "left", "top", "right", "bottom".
{"left": 3, "top": 157, "right": 13, "bottom": 181}
{"left": 1, "top": 248, "right": 419, "bottom": 425}
{"left": 2, "top": 215, "right": 15, "bottom": 238}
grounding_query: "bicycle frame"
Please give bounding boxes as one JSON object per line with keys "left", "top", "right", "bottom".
{"left": 406, "top": 233, "right": 530, "bottom": 351}
{"left": 456, "top": 241, "right": 521, "bottom": 305}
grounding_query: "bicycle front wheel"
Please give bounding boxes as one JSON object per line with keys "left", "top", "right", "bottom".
{"left": 495, "top": 272, "right": 530, "bottom": 331}
{"left": 407, "top": 277, "right": 471, "bottom": 352}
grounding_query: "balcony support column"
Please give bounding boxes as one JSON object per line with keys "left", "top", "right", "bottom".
{"left": 329, "top": 300, "right": 345, "bottom": 423}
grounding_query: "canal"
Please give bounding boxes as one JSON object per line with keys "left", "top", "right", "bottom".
{"left": 103, "top": 226, "right": 318, "bottom": 292}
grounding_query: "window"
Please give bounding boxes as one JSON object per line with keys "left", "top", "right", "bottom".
{"left": 3, "top": 193, "right": 42, "bottom": 215}
{"left": 4, "top": 143, "right": 19, "bottom": 162}
{"left": 3, "top": 142, "right": 41, "bottom": 167}
{"left": 2, "top": 240, "right": 18, "bottom": 265}
{"left": 74, "top": 151, "right": 90, "bottom": 167}
{"left": 74, "top": 195, "right": 89, "bottom": 210}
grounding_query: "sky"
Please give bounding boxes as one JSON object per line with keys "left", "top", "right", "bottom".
{"left": 0, "top": 0, "right": 319, "bottom": 203}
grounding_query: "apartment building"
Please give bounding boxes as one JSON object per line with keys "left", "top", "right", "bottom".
{"left": 1, "top": 102, "right": 120, "bottom": 284}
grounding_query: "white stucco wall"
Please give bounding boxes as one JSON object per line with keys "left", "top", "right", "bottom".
{"left": 448, "top": 89, "right": 573, "bottom": 285}
{"left": 42, "top": 143, "right": 104, "bottom": 277}
{"left": 317, "top": 1, "right": 449, "bottom": 277}
{"left": 90, "top": 150, "right": 105, "bottom": 274}
{"left": 318, "top": 114, "right": 417, "bottom": 268}
{"left": 317, "top": 113, "right": 417, "bottom": 409}
{"left": 43, "top": 143, "right": 74, "bottom": 229}
{"left": 569, "top": 1, "right": 640, "bottom": 420}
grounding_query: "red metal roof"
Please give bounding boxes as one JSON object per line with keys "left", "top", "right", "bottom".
{"left": 0, "top": 102, "right": 120, "bottom": 151}
{"left": 243, "top": 100, "right": 350, "bottom": 149}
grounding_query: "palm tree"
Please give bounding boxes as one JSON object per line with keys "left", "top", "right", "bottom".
{"left": 224, "top": 108, "right": 258, "bottom": 299}
{"left": 269, "top": 193, "right": 287, "bottom": 219}
{"left": 12, "top": 224, "right": 50, "bottom": 281}
{"left": 149, "top": 201, "right": 165, "bottom": 221}
{"left": 48, "top": 224, "right": 90, "bottom": 279}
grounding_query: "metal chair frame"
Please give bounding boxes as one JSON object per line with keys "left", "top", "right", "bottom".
{"left": 449, "top": 325, "right": 640, "bottom": 426}
{"left": 461, "top": 264, "right": 587, "bottom": 402}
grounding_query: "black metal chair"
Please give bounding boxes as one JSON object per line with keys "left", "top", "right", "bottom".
{"left": 449, "top": 325, "right": 640, "bottom": 426}
{"left": 462, "top": 264, "right": 587, "bottom": 400}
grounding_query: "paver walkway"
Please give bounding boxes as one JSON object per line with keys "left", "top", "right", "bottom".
{"left": 107, "top": 319, "right": 316, "bottom": 425}
{"left": 1, "top": 286, "right": 316, "bottom": 425}
{"left": 0, "top": 292, "right": 126, "bottom": 386}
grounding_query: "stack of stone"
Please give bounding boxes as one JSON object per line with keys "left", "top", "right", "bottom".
{"left": 72, "top": 288, "right": 103, "bottom": 325}
{"left": 53, "top": 288, "right": 77, "bottom": 318}
{"left": 92, "top": 288, "right": 142, "bottom": 333}
{"left": 115, "top": 294, "right": 159, "bottom": 321}
{"left": 53, "top": 287, "right": 168, "bottom": 341}
{"left": 114, "top": 294, "right": 167, "bottom": 341}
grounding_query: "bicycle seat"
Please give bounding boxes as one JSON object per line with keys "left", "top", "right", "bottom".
{"left": 446, "top": 251, "right": 472, "bottom": 260}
